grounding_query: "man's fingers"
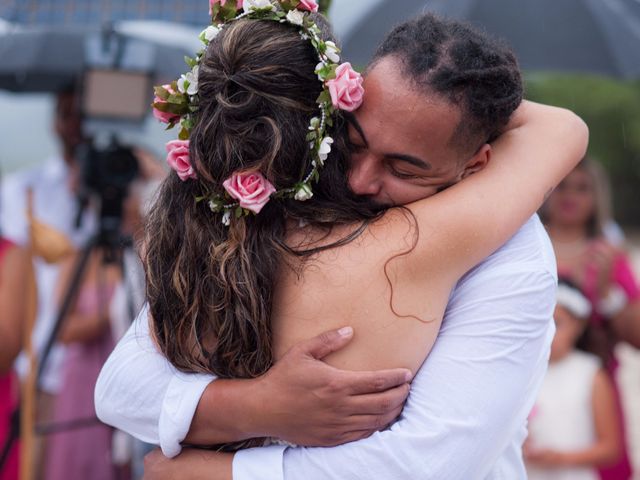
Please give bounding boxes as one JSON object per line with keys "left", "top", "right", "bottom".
{"left": 348, "top": 383, "right": 409, "bottom": 415}
{"left": 340, "top": 405, "right": 404, "bottom": 439}
{"left": 293, "top": 326, "right": 355, "bottom": 360}
{"left": 345, "top": 368, "right": 412, "bottom": 395}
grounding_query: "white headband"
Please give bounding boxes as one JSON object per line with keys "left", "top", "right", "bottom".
{"left": 556, "top": 283, "right": 592, "bottom": 319}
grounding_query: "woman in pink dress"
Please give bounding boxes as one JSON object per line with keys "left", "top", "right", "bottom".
{"left": 44, "top": 249, "right": 121, "bottom": 480}
{"left": 542, "top": 157, "right": 640, "bottom": 480}
{"left": 0, "top": 237, "right": 32, "bottom": 480}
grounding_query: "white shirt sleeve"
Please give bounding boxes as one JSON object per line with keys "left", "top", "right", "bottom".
{"left": 0, "top": 173, "right": 29, "bottom": 245}
{"left": 95, "top": 305, "right": 216, "bottom": 457}
{"left": 233, "top": 264, "right": 557, "bottom": 480}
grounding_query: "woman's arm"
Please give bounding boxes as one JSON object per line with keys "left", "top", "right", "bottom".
{"left": 609, "top": 253, "right": 640, "bottom": 348}
{"left": 403, "top": 101, "right": 588, "bottom": 281}
{"left": 611, "top": 302, "right": 640, "bottom": 348}
{"left": 0, "top": 244, "right": 30, "bottom": 373}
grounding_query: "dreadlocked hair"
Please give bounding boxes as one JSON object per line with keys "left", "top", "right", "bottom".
{"left": 144, "top": 17, "right": 383, "bottom": 386}
{"left": 371, "top": 13, "right": 523, "bottom": 156}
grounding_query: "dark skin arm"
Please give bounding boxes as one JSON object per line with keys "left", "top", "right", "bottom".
{"left": 185, "top": 327, "right": 411, "bottom": 447}
{"left": 610, "top": 300, "right": 640, "bottom": 349}
{"left": 0, "top": 245, "right": 31, "bottom": 374}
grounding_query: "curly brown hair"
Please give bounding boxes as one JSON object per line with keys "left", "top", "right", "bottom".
{"left": 144, "top": 17, "right": 383, "bottom": 384}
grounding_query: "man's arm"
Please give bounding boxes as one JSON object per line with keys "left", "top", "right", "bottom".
{"left": 95, "top": 307, "right": 411, "bottom": 456}
{"left": 95, "top": 306, "right": 215, "bottom": 456}
{"left": 232, "top": 258, "right": 557, "bottom": 479}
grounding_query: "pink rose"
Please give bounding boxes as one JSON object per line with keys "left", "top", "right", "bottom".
{"left": 153, "top": 84, "right": 181, "bottom": 124}
{"left": 166, "top": 140, "right": 197, "bottom": 181}
{"left": 223, "top": 171, "right": 276, "bottom": 214}
{"left": 297, "top": 0, "right": 319, "bottom": 12}
{"left": 209, "top": 0, "right": 242, "bottom": 15}
{"left": 326, "top": 63, "right": 364, "bottom": 112}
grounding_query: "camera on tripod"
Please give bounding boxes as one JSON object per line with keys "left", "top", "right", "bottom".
{"left": 75, "top": 68, "right": 152, "bottom": 250}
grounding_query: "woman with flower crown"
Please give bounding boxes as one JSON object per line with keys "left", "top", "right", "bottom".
{"left": 137, "top": 0, "right": 587, "bottom": 470}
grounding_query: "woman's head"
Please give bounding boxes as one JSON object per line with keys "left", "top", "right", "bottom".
{"left": 541, "top": 157, "right": 613, "bottom": 237}
{"left": 192, "top": 19, "right": 322, "bottom": 198}
{"left": 145, "top": 11, "right": 382, "bottom": 385}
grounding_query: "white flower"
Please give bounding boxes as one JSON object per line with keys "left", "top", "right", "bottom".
{"left": 308, "top": 116, "right": 320, "bottom": 130}
{"left": 178, "top": 65, "right": 199, "bottom": 96}
{"left": 294, "top": 184, "right": 314, "bottom": 201}
{"left": 243, "top": 0, "right": 274, "bottom": 13}
{"left": 286, "top": 10, "right": 305, "bottom": 26}
{"left": 222, "top": 210, "right": 232, "bottom": 226}
{"left": 199, "top": 25, "right": 220, "bottom": 43}
{"left": 315, "top": 61, "right": 327, "bottom": 81}
{"left": 209, "top": 199, "right": 223, "bottom": 212}
{"left": 318, "top": 136, "right": 334, "bottom": 164}
{"left": 324, "top": 41, "right": 340, "bottom": 63}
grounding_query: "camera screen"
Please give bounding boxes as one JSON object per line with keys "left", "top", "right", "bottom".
{"left": 83, "top": 70, "right": 151, "bottom": 122}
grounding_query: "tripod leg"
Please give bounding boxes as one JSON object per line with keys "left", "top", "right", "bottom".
{"left": 37, "top": 239, "right": 96, "bottom": 383}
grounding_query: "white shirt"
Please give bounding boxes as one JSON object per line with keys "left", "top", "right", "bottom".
{"left": 96, "top": 214, "right": 557, "bottom": 479}
{"left": 1, "top": 156, "right": 95, "bottom": 392}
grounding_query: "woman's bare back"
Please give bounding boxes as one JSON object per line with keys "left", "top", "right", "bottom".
{"left": 273, "top": 213, "right": 454, "bottom": 375}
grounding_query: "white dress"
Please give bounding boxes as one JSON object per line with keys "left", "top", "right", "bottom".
{"left": 526, "top": 350, "right": 601, "bottom": 480}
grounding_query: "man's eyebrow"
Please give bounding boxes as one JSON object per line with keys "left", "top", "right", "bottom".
{"left": 346, "top": 114, "right": 369, "bottom": 147}
{"left": 347, "top": 114, "right": 431, "bottom": 170}
{"left": 386, "top": 153, "right": 432, "bottom": 170}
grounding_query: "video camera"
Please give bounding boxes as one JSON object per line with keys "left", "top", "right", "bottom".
{"left": 75, "top": 69, "right": 151, "bottom": 248}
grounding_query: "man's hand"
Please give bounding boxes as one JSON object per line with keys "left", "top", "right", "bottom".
{"left": 143, "top": 448, "right": 232, "bottom": 480}
{"left": 253, "top": 326, "right": 412, "bottom": 446}
{"left": 186, "top": 327, "right": 411, "bottom": 447}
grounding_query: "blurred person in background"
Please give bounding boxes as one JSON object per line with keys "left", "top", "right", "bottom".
{"left": 0, "top": 238, "right": 33, "bottom": 480}
{"left": 525, "top": 279, "right": 621, "bottom": 480}
{"left": 44, "top": 175, "right": 159, "bottom": 480}
{"left": 541, "top": 157, "right": 640, "bottom": 480}
{"left": 0, "top": 86, "right": 96, "bottom": 478}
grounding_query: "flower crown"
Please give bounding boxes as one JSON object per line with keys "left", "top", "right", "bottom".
{"left": 152, "top": 0, "right": 365, "bottom": 225}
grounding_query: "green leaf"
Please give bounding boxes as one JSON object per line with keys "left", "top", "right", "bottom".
{"left": 316, "top": 90, "right": 331, "bottom": 105}
{"left": 210, "top": 4, "right": 221, "bottom": 21}
{"left": 179, "top": 127, "right": 190, "bottom": 141}
{"left": 325, "top": 64, "right": 338, "bottom": 81}
{"left": 184, "top": 56, "right": 197, "bottom": 69}
{"left": 235, "top": 206, "right": 244, "bottom": 218}
{"left": 166, "top": 93, "right": 187, "bottom": 105}
{"left": 154, "top": 86, "right": 170, "bottom": 101}
{"left": 280, "top": 0, "right": 301, "bottom": 11}
{"left": 155, "top": 102, "right": 189, "bottom": 115}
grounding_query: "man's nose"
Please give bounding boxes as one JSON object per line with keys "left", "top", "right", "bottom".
{"left": 348, "top": 155, "right": 382, "bottom": 196}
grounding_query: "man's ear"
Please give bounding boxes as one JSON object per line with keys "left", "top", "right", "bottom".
{"left": 460, "top": 143, "right": 491, "bottom": 180}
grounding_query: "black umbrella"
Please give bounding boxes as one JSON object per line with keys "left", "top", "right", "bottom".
{"left": 0, "top": 24, "right": 201, "bottom": 93}
{"left": 340, "top": 0, "right": 640, "bottom": 79}
{"left": 0, "top": 0, "right": 208, "bottom": 28}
